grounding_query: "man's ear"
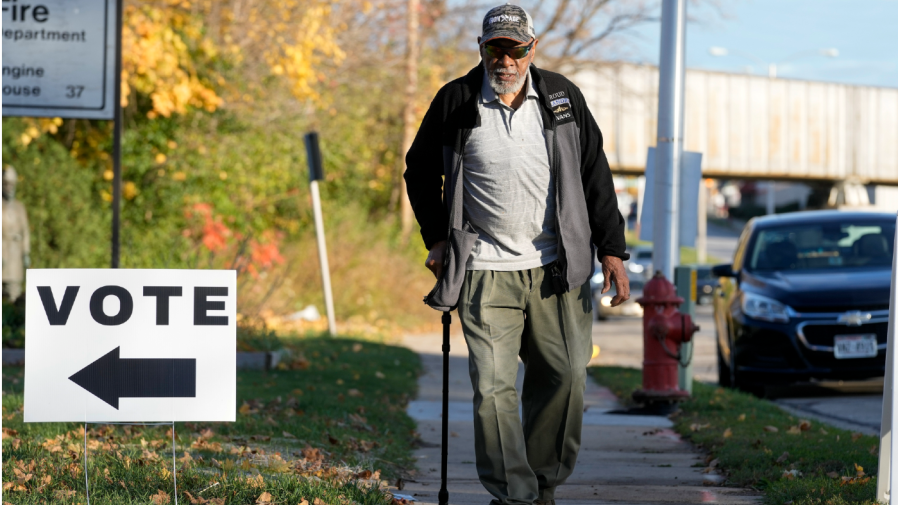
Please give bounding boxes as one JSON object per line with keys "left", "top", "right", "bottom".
{"left": 477, "top": 36, "right": 482, "bottom": 45}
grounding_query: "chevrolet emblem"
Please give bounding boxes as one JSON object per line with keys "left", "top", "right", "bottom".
{"left": 837, "top": 311, "right": 872, "bottom": 326}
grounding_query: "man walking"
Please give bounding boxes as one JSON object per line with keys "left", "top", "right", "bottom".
{"left": 404, "top": 5, "right": 630, "bottom": 504}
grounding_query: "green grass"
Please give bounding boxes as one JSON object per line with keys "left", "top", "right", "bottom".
{"left": 2, "top": 333, "right": 421, "bottom": 504}
{"left": 624, "top": 231, "right": 722, "bottom": 265}
{"left": 589, "top": 366, "right": 880, "bottom": 505}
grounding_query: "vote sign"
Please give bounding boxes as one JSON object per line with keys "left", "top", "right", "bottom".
{"left": 2, "top": 0, "right": 117, "bottom": 119}
{"left": 24, "top": 269, "right": 236, "bottom": 422}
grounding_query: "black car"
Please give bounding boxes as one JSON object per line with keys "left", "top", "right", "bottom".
{"left": 712, "top": 210, "right": 895, "bottom": 390}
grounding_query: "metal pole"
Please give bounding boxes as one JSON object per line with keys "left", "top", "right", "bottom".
{"left": 304, "top": 132, "right": 337, "bottom": 336}
{"left": 878, "top": 212, "right": 898, "bottom": 504}
{"left": 674, "top": 266, "right": 695, "bottom": 394}
{"left": 111, "top": 0, "right": 123, "bottom": 268}
{"left": 310, "top": 180, "right": 337, "bottom": 336}
{"left": 697, "top": 181, "right": 707, "bottom": 264}
{"left": 652, "top": 0, "right": 687, "bottom": 279}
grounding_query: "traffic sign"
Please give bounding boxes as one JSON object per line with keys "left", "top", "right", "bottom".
{"left": 2, "top": 0, "right": 117, "bottom": 119}
{"left": 24, "top": 269, "right": 236, "bottom": 422}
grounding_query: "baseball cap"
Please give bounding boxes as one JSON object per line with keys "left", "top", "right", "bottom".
{"left": 481, "top": 4, "right": 535, "bottom": 46}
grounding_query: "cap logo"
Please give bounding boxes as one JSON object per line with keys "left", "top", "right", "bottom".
{"left": 489, "top": 14, "right": 521, "bottom": 24}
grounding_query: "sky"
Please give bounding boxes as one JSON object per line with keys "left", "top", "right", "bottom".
{"left": 621, "top": 0, "right": 898, "bottom": 88}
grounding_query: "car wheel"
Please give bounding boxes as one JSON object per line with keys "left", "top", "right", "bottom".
{"left": 717, "top": 346, "right": 731, "bottom": 387}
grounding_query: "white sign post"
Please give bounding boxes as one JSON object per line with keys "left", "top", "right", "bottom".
{"left": 2, "top": 0, "right": 117, "bottom": 119}
{"left": 878, "top": 212, "right": 898, "bottom": 504}
{"left": 24, "top": 269, "right": 236, "bottom": 422}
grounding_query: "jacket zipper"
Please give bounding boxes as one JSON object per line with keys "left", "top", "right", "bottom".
{"left": 550, "top": 113, "right": 568, "bottom": 292}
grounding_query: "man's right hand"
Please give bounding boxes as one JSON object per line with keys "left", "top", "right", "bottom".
{"left": 425, "top": 240, "right": 448, "bottom": 279}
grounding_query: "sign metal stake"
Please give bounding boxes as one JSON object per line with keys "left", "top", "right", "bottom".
{"left": 83, "top": 421, "right": 179, "bottom": 504}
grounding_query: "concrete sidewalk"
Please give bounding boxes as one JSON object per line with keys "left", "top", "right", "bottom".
{"left": 399, "top": 326, "right": 761, "bottom": 505}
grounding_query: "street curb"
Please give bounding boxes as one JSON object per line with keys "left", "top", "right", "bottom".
{"left": 2, "top": 348, "right": 24, "bottom": 366}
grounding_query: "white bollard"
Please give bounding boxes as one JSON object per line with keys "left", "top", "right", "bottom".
{"left": 878, "top": 211, "right": 898, "bottom": 504}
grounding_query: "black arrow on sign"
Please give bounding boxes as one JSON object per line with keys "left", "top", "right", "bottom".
{"left": 69, "top": 347, "right": 196, "bottom": 410}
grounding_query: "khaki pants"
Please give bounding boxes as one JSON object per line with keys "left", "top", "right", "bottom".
{"left": 457, "top": 265, "right": 593, "bottom": 505}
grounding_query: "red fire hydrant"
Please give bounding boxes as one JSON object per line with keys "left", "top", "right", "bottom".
{"left": 633, "top": 271, "right": 699, "bottom": 411}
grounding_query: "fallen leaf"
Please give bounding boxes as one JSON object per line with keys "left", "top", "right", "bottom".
{"left": 763, "top": 426, "right": 779, "bottom": 433}
{"left": 870, "top": 445, "right": 879, "bottom": 455}
{"left": 348, "top": 389, "right": 363, "bottom": 397}
{"left": 150, "top": 489, "right": 171, "bottom": 504}
{"left": 708, "top": 458, "right": 719, "bottom": 468}
{"left": 283, "top": 431, "right": 296, "bottom": 439}
{"left": 819, "top": 428, "right": 828, "bottom": 435}
{"left": 737, "top": 414, "right": 746, "bottom": 421}
{"left": 851, "top": 432, "right": 863, "bottom": 442}
{"left": 375, "top": 371, "right": 385, "bottom": 379}
{"left": 855, "top": 463, "right": 865, "bottom": 477}
{"left": 185, "top": 491, "right": 209, "bottom": 504}
{"left": 352, "top": 343, "right": 363, "bottom": 352}
{"left": 798, "top": 419, "right": 812, "bottom": 431}
{"left": 776, "top": 451, "right": 789, "bottom": 463}
{"left": 256, "top": 491, "right": 272, "bottom": 504}
{"left": 782, "top": 469, "right": 801, "bottom": 480}
{"left": 313, "top": 499, "right": 326, "bottom": 505}
{"left": 722, "top": 428, "right": 732, "bottom": 439}
{"left": 786, "top": 426, "right": 802, "bottom": 435}
{"left": 298, "top": 500, "right": 310, "bottom": 505}
{"left": 826, "top": 471, "right": 840, "bottom": 479}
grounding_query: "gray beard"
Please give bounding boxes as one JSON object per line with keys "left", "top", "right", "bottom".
{"left": 484, "top": 61, "right": 527, "bottom": 96}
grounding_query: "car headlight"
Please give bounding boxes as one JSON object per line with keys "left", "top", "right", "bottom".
{"left": 628, "top": 263, "right": 644, "bottom": 273}
{"left": 741, "top": 293, "right": 791, "bottom": 323}
{"left": 702, "top": 285, "right": 712, "bottom": 293}
{"left": 600, "top": 296, "right": 612, "bottom": 307}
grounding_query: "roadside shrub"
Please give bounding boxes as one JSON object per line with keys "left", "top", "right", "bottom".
{"left": 2, "top": 300, "right": 25, "bottom": 349}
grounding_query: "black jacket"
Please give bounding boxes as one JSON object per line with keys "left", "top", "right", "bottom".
{"left": 405, "top": 63, "right": 628, "bottom": 311}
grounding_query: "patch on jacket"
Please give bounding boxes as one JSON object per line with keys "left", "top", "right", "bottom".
{"left": 552, "top": 105, "right": 569, "bottom": 114}
{"left": 550, "top": 97, "right": 569, "bottom": 107}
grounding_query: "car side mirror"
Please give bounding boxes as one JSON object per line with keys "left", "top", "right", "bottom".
{"left": 711, "top": 264, "right": 736, "bottom": 277}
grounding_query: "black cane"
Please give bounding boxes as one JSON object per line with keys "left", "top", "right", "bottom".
{"left": 438, "top": 311, "right": 451, "bottom": 505}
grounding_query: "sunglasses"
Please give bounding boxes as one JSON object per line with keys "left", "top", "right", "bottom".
{"left": 483, "top": 40, "right": 534, "bottom": 60}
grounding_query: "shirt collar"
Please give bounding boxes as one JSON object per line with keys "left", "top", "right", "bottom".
{"left": 480, "top": 68, "right": 539, "bottom": 105}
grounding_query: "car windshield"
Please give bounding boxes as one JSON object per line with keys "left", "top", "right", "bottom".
{"left": 749, "top": 220, "right": 895, "bottom": 271}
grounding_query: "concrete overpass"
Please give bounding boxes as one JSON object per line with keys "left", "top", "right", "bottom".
{"left": 573, "top": 63, "right": 898, "bottom": 185}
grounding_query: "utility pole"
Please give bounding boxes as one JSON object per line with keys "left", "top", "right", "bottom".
{"left": 399, "top": 0, "right": 420, "bottom": 238}
{"left": 652, "top": 0, "right": 687, "bottom": 280}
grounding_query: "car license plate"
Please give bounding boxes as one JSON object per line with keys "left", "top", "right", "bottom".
{"left": 833, "top": 334, "right": 878, "bottom": 359}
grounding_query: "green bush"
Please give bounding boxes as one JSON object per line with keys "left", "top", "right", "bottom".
{"left": 236, "top": 320, "right": 284, "bottom": 352}
{"left": 1, "top": 300, "right": 25, "bottom": 349}
{"left": 2, "top": 118, "right": 108, "bottom": 269}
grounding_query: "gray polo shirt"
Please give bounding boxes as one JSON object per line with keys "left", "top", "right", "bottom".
{"left": 463, "top": 70, "right": 558, "bottom": 271}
